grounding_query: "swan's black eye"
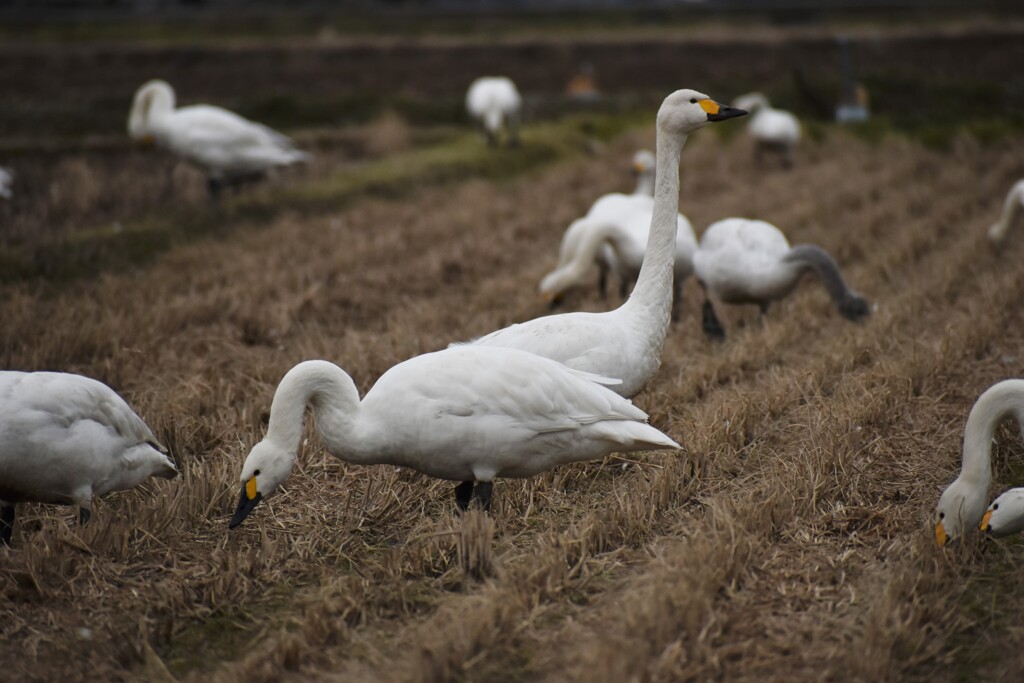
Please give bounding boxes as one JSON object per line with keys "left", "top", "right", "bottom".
{"left": 993, "top": 504, "right": 1000, "bottom": 510}
{"left": 254, "top": 469, "right": 262, "bottom": 476}
{"left": 939, "top": 512, "right": 945, "bottom": 519}
{"left": 690, "top": 98, "right": 697, "bottom": 104}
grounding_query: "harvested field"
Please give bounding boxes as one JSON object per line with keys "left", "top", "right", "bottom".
{"left": 3, "top": 121, "right": 1024, "bottom": 681}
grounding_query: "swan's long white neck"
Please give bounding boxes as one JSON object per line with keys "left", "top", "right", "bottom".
{"left": 959, "top": 380, "right": 1024, "bottom": 487}
{"left": 264, "top": 360, "right": 362, "bottom": 464}
{"left": 624, "top": 126, "right": 684, "bottom": 316}
{"left": 129, "top": 82, "right": 176, "bottom": 137}
{"left": 633, "top": 169, "right": 656, "bottom": 197}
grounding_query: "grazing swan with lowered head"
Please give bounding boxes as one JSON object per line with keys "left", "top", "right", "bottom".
{"left": 128, "top": 79, "right": 310, "bottom": 199}
{"left": 732, "top": 92, "right": 801, "bottom": 168}
{"left": 980, "top": 488, "right": 1024, "bottom": 538}
{"left": 0, "top": 371, "right": 178, "bottom": 545}
{"left": 228, "top": 349, "right": 679, "bottom": 527}
{"left": 553, "top": 150, "right": 692, "bottom": 304}
{"left": 988, "top": 179, "right": 1024, "bottom": 244}
{"left": 936, "top": 380, "right": 1024, "bottom": 546}
{"left": 463, "top": 89, "right": 746, "bottom": 399}
{"left": 542, "top": 207, "right": 697, "bottom": 323}
{"left": 693, "top": 218, "right": 869, "bottom": 341}
{"left": 465, "top": 76, "right": 523, "bottom": 147}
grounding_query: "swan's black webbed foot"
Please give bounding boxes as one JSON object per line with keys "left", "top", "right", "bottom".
{"left": 78, "top": 507, "right": 91, "bottom": 526}
{"left": 454, "top": 481, "right": 475, "bottom": 512}
{"left": 0, "top": 504, "right": 15, "bottom": 546}
{"left": 474, "top": 482, "right": 493, "bottom": 512}
{"left": 702, "top": 300, "right": 726, "bottom": 342}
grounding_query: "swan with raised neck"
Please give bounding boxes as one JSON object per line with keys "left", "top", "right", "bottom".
{"left": 230, "top": 349, "right": 680, "bottom": 527}
{"left": 467, "top": 89, "right": 746, "bottom": 398}
{"left": 935, "top": 379, "right": 1024, "bottom": 545}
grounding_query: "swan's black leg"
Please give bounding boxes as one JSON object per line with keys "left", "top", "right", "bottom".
{"left": 0, "top": 503, "right": 15, "bottom": 546}
{"left": 702, "top": 299, "right": 726, "bottom": 342}
{"left": 597, "top": 265, "right": 609, "bottom": 299}
{"left": 454, "top": 481, "right": 474, "bottom": 512}
{"left": 78, "top": 507, "right": 91, "bottom": 526}
{"left": 473, "top": 482, "right": 494, "bottom": 512}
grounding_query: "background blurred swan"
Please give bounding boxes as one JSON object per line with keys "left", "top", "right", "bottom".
{"left": 466, "top": 76, "right": 523, "bottom": 147}
{"left": 732, "top": 92, "right": 801, "bottom": 168}
{"left": 128, "top": 79, "right": 310, "bottom": 200}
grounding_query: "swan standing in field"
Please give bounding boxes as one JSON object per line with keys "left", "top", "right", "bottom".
{"left": 463, "top": 90, "right": 746, "bottom": 398}
{"left": 554, "top": 150, "right": 661, "bottom": 301}
{"left": 128, "top": 79, "right": 310, "bottom": 200}
{"left": 732, "top": 92, "right": 801, "bottom": 168}
{"left": 980, "top": 488, "right": 1024, "bottom": 538}
{"left": 692, "top": 218, "right": 869, "bottom": 341}
{"left": 228, "top": 350, "right": 679, "bottom": 526}
{"left": 988, "top": 179, "right": 1024, "bottom": 244}
{"left": 936, "top": 380, "right": 1024, "bottom": 546}
{"left": 465, "top": 76, "right": 523, "bottom": 147}
{"left": 542, "top": 207, "right": 697, "bottom": 323}
{"left": 0, "top": 371, "right": 178, "bottom": 545}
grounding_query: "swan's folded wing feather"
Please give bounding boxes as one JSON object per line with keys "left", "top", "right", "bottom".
{"left": 2, "top": 372, "right": 161, "bottom": 451}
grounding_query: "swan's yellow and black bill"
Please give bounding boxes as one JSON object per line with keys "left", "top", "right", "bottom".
{"left": 229, "top": 478, "right": 263, "bottom": 529}
{"left": 935, "top": 520, "right": 947, "bottom": 546}
{"left": 702, "top": 100, "right": 747, "bottom": 122}
{"left": 632, "top": 160, "right": 646, "bottom": 173}
{"left": 140, "top": 134, "right": 155, "bottom": 145}
{"left": 980, "top": 509, "right": 993, "bottom": 532}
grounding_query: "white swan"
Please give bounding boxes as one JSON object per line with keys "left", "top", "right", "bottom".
{"left": 0, "top": 166, "right": 13, "bottom": 199}
{"left": 128, "top": 79, "right": 310, "bottom": 199}
{"left": 936, "top": 380, "right": 1024, "bottom": 546}
{"left": 228, "top": 349, "right": 679, "bottom": 527}
{"left": 465, "top": 76, "right": 523, "bottom": 147}
{"left": 0, "top": 371, "right": 178, "bottom": 545}
{"left": 980, "top": 488, "right": 1024, "bottom": 538}
{"left": 988, "top": 179, "right": 1024, "bottom": 244}
{"left": 464, "top": 89, "right": 747, "bottom": 398}
{"left": 553, "top": 150, "right": 660, "bottom": 301}
{"left": 731, "top": 92, "right": 801, "bottom": 168}
{"left": 692, "top": 218, "right": 869, "bottom": 341}
{"left": 542, "top": 208, "right": 697, "bottom": 322}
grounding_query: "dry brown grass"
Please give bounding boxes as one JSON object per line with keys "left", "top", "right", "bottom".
{"left": 2, "top": 122, "right": 1024, "bottom": 683}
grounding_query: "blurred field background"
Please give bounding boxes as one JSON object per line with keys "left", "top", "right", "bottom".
{"left": 2, "top": 1, "right": 1024, "bottom": 681}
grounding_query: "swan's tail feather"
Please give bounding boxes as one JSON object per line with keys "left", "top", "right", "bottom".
{"left": 594, "top": 421, "right": 680, "bottom": 451}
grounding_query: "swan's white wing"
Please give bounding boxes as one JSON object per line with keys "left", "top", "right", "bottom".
{"left": 360, "top": 346, "right": 676, "bottom": 481}
{"left": 0, "top": 372, "right": 172, "bottom": 503}
{"left": 159, "top": 105, "right": 308, "bottom": 173}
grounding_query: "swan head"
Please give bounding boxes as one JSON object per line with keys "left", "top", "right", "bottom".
{"left": 229, "top": 439, "right": 294, "bottom": 529}
{"left": 980, "top": 489, "right": 1024, "bottom": 538}
{"left": 838, "top": 292, "right": 871, "bottom": 321}
{"left": 128, "top": 79, "right": 175, "bottom": 143}
{"left": 657, "top": 89, "right": 747, "bottom": 137}
{"left": 934, "top": 476, "right": 989, "bottom": 546}
{"left": 632, "top": 149, "right": 656, "bottom": 175}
